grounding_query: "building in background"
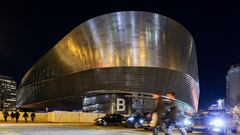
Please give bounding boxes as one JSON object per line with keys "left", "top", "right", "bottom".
{"left": 17, "top": 11, "right": 200, "bottom": 114}
{"left": 226, "top": 64, "right": 240, "bottom": 110}
{"left": 0, "top": 75, "right": 17, "bottom": 110}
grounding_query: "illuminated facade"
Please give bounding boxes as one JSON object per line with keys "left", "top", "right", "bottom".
{"left": 0, "top": 75, "right": 17, "bottom": 110}
{"left": 226, "top": 64, "right": 240, "bottom": 109}
{"left": 17, "top": 11, "right": 200, "bottom": 113}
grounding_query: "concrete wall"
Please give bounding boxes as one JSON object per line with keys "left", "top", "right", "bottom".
{"left": 47, "top": 111, "right": 106, "bottom": 123}
{"left": 0, "top": 111, "right": 106, "bottom": 123}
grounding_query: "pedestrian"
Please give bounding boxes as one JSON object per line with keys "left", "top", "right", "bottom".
{"left": 30, "top": 112, "right": 35, "bottom": 122}
{"left": 152, "top": 91, "right": 187, "bottom": 135}
{"left": 151, "top": 94, "right": 164, "bottom": 134}
{"left": 2, "top": 109, "right": 9, "bottom": 122}
{"left": 23, "top": 112, "right": 29, "bottom": 123}
{"left": 45, "top": 107, "right": 48, "bottom": 112}
{"left": 15, "top": 110, "right": 20, "bottom": 123}
{"left": 10, "top": 111, "right": 15, "bottom": 122}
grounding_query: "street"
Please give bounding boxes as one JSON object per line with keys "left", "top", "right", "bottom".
{"left": 0, "top": 123, "right": 205, "bottom": 135}
{"left": 0, "top": 123, "right": 240, "bottom": 135}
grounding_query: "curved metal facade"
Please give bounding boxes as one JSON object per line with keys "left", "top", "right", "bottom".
{"left": 17, "top": 11, "right": 199, "bottom": 112}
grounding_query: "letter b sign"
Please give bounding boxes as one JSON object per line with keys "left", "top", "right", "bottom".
{"left": 117, "top": 98, "right": 125, "bottom": 111}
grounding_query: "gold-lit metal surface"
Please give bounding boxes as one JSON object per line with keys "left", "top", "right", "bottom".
{"left": 17, "top": 11, "right": 199, "bottom": 112}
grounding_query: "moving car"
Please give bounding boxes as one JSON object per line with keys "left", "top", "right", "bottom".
{"left": 208, "top": 112, "right": 238, "bottom": 134}
{"left": 192, "top": 110, "right": 239, "bottom": 134}
{"left": 95, "top": 113, "right": 125, "bottom": 126}
{"left": 125, "top": 112, "right": 152, "bottom": 128}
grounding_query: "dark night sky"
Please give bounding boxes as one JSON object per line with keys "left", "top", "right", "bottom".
{"left": 0, "top": 1, "right": 240, "bottom": 110}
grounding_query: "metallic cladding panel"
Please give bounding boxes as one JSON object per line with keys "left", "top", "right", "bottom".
{"left": 17, "top": 11, "right": 199, "bottom": 111}
{"left": 18, "top": 67, "right": 198, "bottom": 111}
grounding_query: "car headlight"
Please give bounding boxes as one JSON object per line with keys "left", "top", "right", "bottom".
{"left": 128, "top": 117, "right": 134, "bottom": 121}
{"left": 97, "top": 118, "right": 102, "bottom": 121}
{"left": 183, "top": 119, "right": 192, "bottom": 126}
{"left": 209, "top": 119, "right": 224, "bottom": 127}
{"left": 139, "top": 119, "right": 144, "bottom": 124}
{"left": 213, "top": 128, "right": 221, "bottom": 132}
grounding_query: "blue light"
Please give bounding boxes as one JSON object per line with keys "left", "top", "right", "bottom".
{"left": 213, "top": 128, "right": 221, "bottom": 132}
{"left": 183, "top": 119, "right": 192, "bottom": 126}
{"left": 128, "top": 117, "right": 134, "bottom": 121}
{"left": 139, "top": 119, "right": 144, "bottom": 124}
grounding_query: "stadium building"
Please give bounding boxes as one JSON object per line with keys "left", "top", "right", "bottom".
{"left": 17, "top": 11, "right": 200, "bottom": 114}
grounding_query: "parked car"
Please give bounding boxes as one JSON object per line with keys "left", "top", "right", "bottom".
{"left": 143, "top": 112, "right": 193, "bottom": 133}
{"left": 191, "top": 111, "right": 211, "bottom": 132}
{"left": 125, "top": 112, "right": 152, "bottom": 128}
{"left": 177, "top": 115, "right": 193, "bottom": 133}
{"left": 95, "top": 113, "right": 125, "bottom": 126}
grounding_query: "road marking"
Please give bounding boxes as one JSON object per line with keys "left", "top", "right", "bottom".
{"left": 0, "top": 125, "right": 19, "bottom": 135}
{"left": 0, "top": 129, "right": 19, "bottom": 135}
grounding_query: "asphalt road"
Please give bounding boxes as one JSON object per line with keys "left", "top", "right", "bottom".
{"left": 0, "top": 123, "right": 238, "bottom": 135}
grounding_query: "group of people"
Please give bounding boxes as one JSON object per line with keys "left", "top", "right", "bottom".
{"left": 152, "top": 91, "right": 187, "bottom": 135}
{"left": 2, "top": 110, "right": 36, "bottom": 123}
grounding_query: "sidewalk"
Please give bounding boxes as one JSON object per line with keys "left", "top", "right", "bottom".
{"left": 0, "top": 120, "right": 94, "bottom": 125}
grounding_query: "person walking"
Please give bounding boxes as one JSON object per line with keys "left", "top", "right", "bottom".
{"left": 151, "top": 94, "right": 164, "bottom": 135}
{"left": 23, "top": 112, "right": 29, "bottom": 123}
{"left": 152, "top": 91, "right": 187, "bottom": 135}
{"left": 30, "top": 112, "right": 35, "bottom": 122}
{"left": 2, "top": 109, "right": 9, "bottom": 122}
{"left": 15, "top": 110, "right": 20, "bottom": 123}
{"left": 10, "top": 111, "right": 15, "bottom": 122}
